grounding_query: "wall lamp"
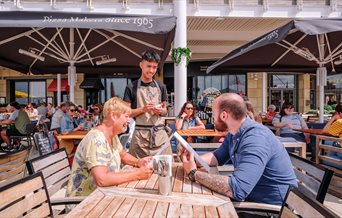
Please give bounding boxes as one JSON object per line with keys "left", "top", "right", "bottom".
{"left": 18, "top": 48, "right": 45, "bottom": 62}
{"left": 96, "top": 56, "right": 117, "bottom": 65}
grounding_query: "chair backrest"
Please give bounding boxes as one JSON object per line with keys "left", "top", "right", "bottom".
{"left": 280, "top": 187, "right": 339, "bottom": 218}
{"left": 25, "top": 120, "right": 38, "bottom": 134}
{"left": 26, "top": 148, "right": 70, "bottom": 197}
{"left": 0, "top": 172, "right": 53, "bottom": 218}
{"left": 0, "top": 145, "right": 32, "bottom": 188}
{"left": 289, "top": 153, "right": 333, "bottom": 203}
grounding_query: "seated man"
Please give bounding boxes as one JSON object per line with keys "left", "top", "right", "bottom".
{"left": 182, "top": 93, "right": 297, "bottom": 206}
{"left": 0, "top": 101, "right": 30, "bottom": 148}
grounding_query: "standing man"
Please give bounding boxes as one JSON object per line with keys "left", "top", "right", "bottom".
{"left": 182, "top": 93, "right": 297, "bottom": 206}
{"left": 124, "top": 50, "right": 172, "bottom": 158}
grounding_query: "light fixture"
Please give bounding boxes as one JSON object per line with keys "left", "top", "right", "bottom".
{"left": 251, "top": 73, "right": 258, "bottom": 81}
{"left": 292, "top": 47, "right": 316, "bottom": 61}
{"left": 96, "top": 56, "right": 116, "bottom": 65}
{"left": 334, "top": 55, "right": 342, "bottom": 65}
{"left": 18, "top": 48, "right": 45, "bottom": 62}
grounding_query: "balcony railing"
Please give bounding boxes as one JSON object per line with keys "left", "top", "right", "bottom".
{"left": 3, "top": 0, "right": 338, "bottom": 13}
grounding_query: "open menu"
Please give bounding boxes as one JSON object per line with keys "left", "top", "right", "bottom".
{"left": 173, "top": 132, "right": 211, "bottom": 172}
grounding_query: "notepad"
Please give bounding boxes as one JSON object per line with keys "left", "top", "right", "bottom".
{"left": 173, "top": 132, "right": 211, "bottom": 172}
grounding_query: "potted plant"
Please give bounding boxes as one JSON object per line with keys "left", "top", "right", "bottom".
{"left": 171, "top": 47, "right": 192, "bottom": 66}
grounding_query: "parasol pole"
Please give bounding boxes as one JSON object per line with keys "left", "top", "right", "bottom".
{"left": 57, "top": 74, "right": 61, "bottom": 106}
{"left": 317, "top": 34, "right": 326, "bottom": 123}
{"left": 68, "top": 28, "right": 76, "bottom": 103}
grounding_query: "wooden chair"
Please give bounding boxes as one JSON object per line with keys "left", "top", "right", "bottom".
{"left": 0, "top": 172, "right": 53, "bottom": 218}
{"left": 0, "top": 145, "right": 32, "bottom": 188}
{"left": 279, "top": 187, "right": 339, "bottom": 218}
{"left": 315, "top": 135, "right": 342, "bottom": 176}
{"left": 9, "top": 120, "right": 38, "bottom": 150}
{"left": 289, "top": 153, "right": 334, "bottom": 203}
{"left": 26, "top": 148, "right": 84, "bottom": 208}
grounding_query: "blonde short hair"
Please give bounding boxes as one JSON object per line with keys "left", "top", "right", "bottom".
{"left": 103, "top": 97, "right": 131, "bottom": 119}
{"left": 268, "top": 104, "right": 276, "bottom": 110}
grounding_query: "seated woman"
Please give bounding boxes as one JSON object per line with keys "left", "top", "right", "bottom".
{"left": 25, "top": 103, "right": 38, "bottom": 119}
{"left": 272, "top": 102, "right": 310, "bottom": 151}
{"left": 92, "top": 103, "right": 103, "bottom": 126}
{"left": 60, "top": 103, "right": 84, "bottom": 133}
{"left": 66, "top": 97, "right": 153, "bottom": 197}
{"left": 175, "top": 101, "right": 205, "bottom": 143}
{"left": 245, "top": 101, "right": 262, "bottom": 123}
{"left": 265, "top": 104, "right": 277, "bottom": 122}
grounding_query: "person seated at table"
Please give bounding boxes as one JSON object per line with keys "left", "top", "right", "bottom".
{"left": 181, "top": 93, "right": 297, "bottom": 207}
{"left": 77, "top": 105, "right": 88, "bottom": 116}
{"left": 0, "top": 101, "right": 30, "bottom": 148}
{"left": 25, "top": 103, "right": 38, "bottom": 119}
{"left": 245, "top": 101, "right": 262, "bottom": 123}
{"left": 175, "top": 101, "right": 205, "bottom": 143}
{"left": 265, "top": 104, "right": 277, "bottom": 122}
{"left": 66, "top": 97, "right": 153, "bottom": 197}
{"left": 321, "top": 104, "right": 342, "bottom": 165}
{"left": 50, "top": 102, "right": 66, "bottom": 133}
{"left": 272, "top": 102, "right": 310, "bottom": 149}
{"left": 60, "top": 103, "right": 84, "bottom": 134}
{"left": 92, "top": 103, "right": 103, "bottom": 126}
{"left": 46, "top": 102, "right": 56, "bottom": 120}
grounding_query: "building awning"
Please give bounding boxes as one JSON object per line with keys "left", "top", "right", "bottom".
{"left": 79, "top": 78, "right": 104, "bottom": 90}
{"left": 48, "top": 79, "right": 69, "bottom": 92}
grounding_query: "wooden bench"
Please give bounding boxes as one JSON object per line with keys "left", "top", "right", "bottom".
{"left": 315, "top": 135, "right": 342, "bottom": 175}
{"left": 0, "top": 145, "right": 31, "bottom": 188}
{"left": 289, "top": 153, "right": 333, "bottom": 203}
{"left": 0, "top": 172, "right": 53, "bottom": 218}
{"left": 26, "top": 148, "right": 85, "bottom": 215}
{"left": 279, "top": 187, "right": 339, "bottom": 218}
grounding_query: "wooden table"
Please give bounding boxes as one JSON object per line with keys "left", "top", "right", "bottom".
{"left": 57, "top": 130, "right": 88, "bottom": 154}
{"left": 177, "top": 129, "right": 227, "bottom": 137}
{"left": 293, "top": 128, "right": 330, "bottom": 136}
{"left": 66, "top": 164, "right": 238, "bottom": 218}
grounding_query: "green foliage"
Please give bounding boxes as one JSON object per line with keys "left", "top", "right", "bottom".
{"left": 171, "top": 47, "right": 192, "bottom": 66}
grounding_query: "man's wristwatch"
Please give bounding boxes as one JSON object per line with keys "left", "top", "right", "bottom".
{"left": 188, "top": 169, "right": 197, "bottom": 182}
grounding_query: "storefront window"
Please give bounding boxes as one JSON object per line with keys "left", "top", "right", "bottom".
{"left": 195, "top": 74, "right": 246, "bottom": 104}
{"left": 14, "top": 81, "right": 46, "bottom": 105}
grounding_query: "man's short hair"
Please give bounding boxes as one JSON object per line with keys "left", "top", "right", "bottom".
{"left": 141, "top": 50, "right": 160, "bottom": 63}
{"left": 217, "top": 93, "right": 247, "bottom": 120}
{"left": 10, "top": 101, "right": 20, "bottom": 110}
{"left": 103, "top": 97, "right": 131, "bottom": 119}
{"left": 335, "top": 104, "right": 342, "bottom": 113}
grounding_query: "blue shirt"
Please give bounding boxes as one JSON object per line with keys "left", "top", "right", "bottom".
{"left": 176, "top": 116, "right": 200, "bottom": 129}
{"left": 213, "top": 117, "right": 297, "bottom": 205}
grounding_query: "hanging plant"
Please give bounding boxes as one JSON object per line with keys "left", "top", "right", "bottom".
{"left": 171, "top": 47, "right": 192, "bottom": 66}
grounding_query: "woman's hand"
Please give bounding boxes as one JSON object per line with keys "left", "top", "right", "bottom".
{"left": 138, "top": 156, "right": 152, "bottom": 168}
{"left": 286, "top": 122, "right": 293, "bottom": 129}
{"left": 181, "top": 112, "right": 187, "bottom": 119}
{"left": 136, "top": 166, "right": 154, "bottom": 180}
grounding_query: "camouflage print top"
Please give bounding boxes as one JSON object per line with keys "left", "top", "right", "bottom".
{"left": 66, "top": 129, "right": 122, "bottom": 197}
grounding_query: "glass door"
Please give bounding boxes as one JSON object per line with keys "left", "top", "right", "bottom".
{"left": 269, "top": 89, "right": 295, "bottom": 112}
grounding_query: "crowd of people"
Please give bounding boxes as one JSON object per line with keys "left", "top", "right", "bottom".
{"left": 1, "top": 50, "right": 341, "bottom": 216}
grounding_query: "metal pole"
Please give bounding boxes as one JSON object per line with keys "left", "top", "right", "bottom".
{"left": 318, "top": 34, "right": 325, "bottom": 123}
{"left": 57, "top": 74, "right": 61, "bottom": 106}
{"left": 68, "top": 28, "right": 75, "bottom": 103}
{"left": 174, "top": 0, "right": 187, "bottom": 115}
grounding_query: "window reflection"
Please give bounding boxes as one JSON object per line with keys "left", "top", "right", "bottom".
{"left": 15, "top": 81, "right": 46, "bottom": 105}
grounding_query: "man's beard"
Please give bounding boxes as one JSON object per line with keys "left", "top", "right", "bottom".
{"left": 215, "top": 116, "right": 228, "bottom": 131}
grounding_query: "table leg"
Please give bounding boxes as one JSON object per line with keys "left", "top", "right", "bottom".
{"left": 59, "top": 139, "right": 74, "bottom": 154}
